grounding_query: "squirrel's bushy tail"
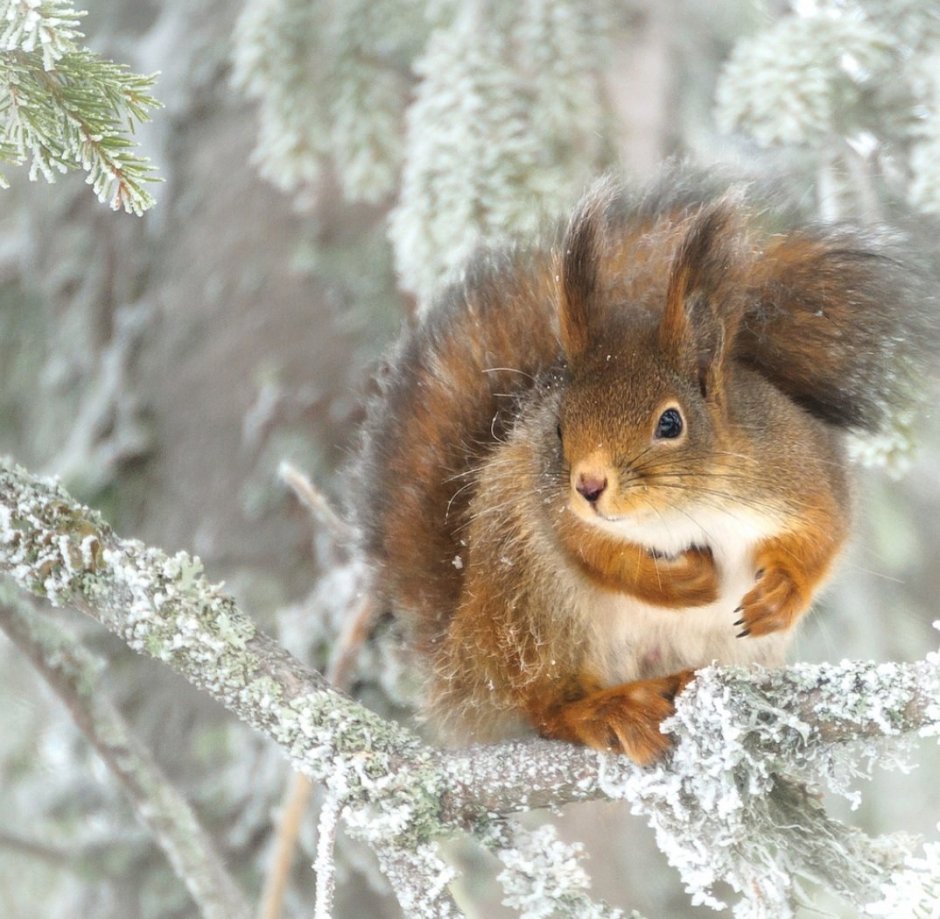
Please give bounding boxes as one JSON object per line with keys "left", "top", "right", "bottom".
{"left": 735, "top": 223, "right": 938, "bottom": 431}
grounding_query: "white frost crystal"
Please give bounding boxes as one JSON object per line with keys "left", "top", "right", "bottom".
{"left": 497, "top": 823, "right": 623, "bottom": 919}
{"left": 594, "top": 662, "right": 937, "bottom": 916}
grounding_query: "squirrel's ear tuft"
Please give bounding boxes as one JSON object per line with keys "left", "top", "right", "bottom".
{"left": 660, "top": 199, "right": 743, "bottom": 400}
{"left": 559, "top": 179, "right": 618, "bottom": 363}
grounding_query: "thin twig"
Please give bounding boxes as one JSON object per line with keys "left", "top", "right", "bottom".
{"left": 0, "top": 831, "right": 73, "bottom": 869}
{"left": 0, "top": 829, "right": 141, "bottom": 876}
{"left": 257, "top": 770, "right": 315, "bottom": 919}
{"left": 327, "top": 590, "right": 379, "bottom": 690}
{"left": 313, "top": 791, "right": 343, "bottom": 919}
{"left": 278, "top": 460, "right": 357, "bottom": 545}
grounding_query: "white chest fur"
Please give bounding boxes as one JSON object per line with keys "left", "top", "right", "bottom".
{"left": 573, "top": 504, "right": 793, "bottom": 685}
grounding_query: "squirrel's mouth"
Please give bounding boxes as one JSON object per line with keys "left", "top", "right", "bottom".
{"left": 568, "top": 488, "right": 662, "bottom": 523}
{"left": 569, "top": 498, "right": 709, "bottom": 558}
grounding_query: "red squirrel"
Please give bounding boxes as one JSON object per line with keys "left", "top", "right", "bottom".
{"left": 355, "top": 172, "right": 934, "bottom": 765}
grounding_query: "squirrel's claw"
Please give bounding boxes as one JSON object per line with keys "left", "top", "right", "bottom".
{"left": 735, "top": 566, "right": 806, "bottom": 637}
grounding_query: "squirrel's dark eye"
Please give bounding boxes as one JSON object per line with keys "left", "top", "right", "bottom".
{"left": 556, "top": 423, "right": 563, "bottom": 441}
{"left": 655, "top": 408, "right": 683, "bottom": 440}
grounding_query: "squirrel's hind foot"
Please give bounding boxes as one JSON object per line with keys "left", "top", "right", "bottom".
{"left": 534, "top": 670, "right": 695, "bottom": 766}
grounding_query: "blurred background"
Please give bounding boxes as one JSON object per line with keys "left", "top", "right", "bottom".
{"left": 0, "top": 0, "right": 938, "bottom": 915}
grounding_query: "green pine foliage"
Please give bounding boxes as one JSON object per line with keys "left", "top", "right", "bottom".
{"left": 0, "top": 0, "right": 160, "bottom": 214}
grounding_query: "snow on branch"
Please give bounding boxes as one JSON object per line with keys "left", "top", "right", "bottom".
{"left": 714, "top": 0, "right": 940, "bottom": 217}
{"left": 1, "top": 460, "right": 939, "bottom": 916}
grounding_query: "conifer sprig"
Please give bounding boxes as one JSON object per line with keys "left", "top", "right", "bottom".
{"left": 0, "top": 0, "right": 160, "bottom": 213}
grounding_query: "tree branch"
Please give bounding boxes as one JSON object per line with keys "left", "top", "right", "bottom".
{"left": 2, "top": 460, "right": 939, "bottom": 915}
{"left": 260, "top": 461, "right": 378, "bottom": 919}
{"left": 258, "top": 766, "right": 315, "bottom": 919}
{"left": 0, "top": 590, "right": 251, "bottom": 919}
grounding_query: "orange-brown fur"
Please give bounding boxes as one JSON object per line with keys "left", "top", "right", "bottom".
{"left": 354, "top": 170, "right": 933, "bottom": 765}
{"left": 555, "top": 514, "right": 719, "bottom": 606}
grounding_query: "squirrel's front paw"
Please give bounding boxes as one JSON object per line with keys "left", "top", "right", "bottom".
{"left": 735, "top": 567, "right": 806, "bottom": 637}
{"left": 539, "top": 671, "right": 695, "bottom": 766}
{"left": 661, "top": 547, "right": 719, "bottom": 605}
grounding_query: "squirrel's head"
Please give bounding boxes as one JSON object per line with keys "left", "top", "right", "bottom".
{"left": 556, "top": 182, "right": 746, "bottom": 529}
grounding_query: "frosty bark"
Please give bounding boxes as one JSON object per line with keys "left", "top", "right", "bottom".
{"left": 0, "top": 593, "right": 252, "bottom": 919}
{"left": 371, "top": 841, "right": 462, "bottom": 918}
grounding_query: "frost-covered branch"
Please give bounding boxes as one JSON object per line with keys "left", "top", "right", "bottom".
{"left": 715, "top": 0, "right": 940, "bottom": 217}
{"left": 0, "top": 590, "right": 251, "bottom": 919}
{"left": 491, "top": 822, "right": 634, "bottom": 919}
{"left": 42, "top": 301, "right": 153, "bottom": 493}
{"left": 0, "top": 0, "right": 160, "bottom": 212}
{"left": 2, "top": 460, "right": 939, "bottom": 916}
{"left": 0, "top": 462, "right": 429, "bottom": 790}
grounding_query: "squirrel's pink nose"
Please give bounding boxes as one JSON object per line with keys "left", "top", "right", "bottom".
{"left": 575, "top": 473, "right": 607, "bottom": 503}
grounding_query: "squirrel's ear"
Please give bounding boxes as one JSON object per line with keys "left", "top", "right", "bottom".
{"left": 660, "top": 201, "right": 742, "bottom": 402}
{"left": 559, "top": 180, "right": 617, "bottom": 364}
